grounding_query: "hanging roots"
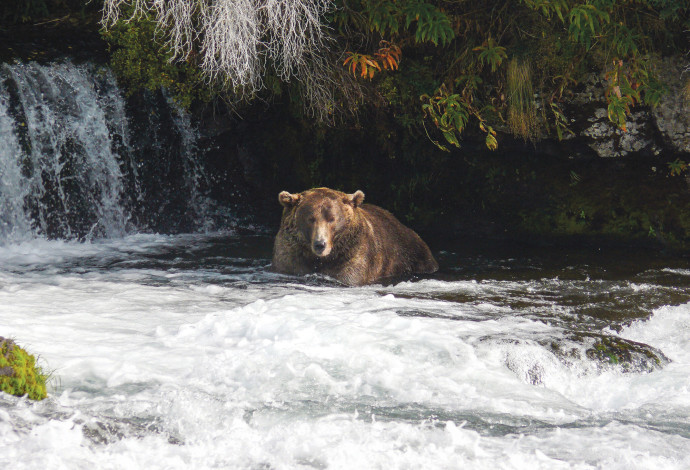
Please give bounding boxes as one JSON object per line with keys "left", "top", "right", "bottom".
{"left": 101, "top": 0, "right": 336, "bottom": 118}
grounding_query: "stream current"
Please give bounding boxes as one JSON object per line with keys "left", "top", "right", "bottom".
{"left": 1, "top": 233, "right": 689, "bottom": 469}
{"left": 1, "top": 59, "right": 689, "bottom": 468}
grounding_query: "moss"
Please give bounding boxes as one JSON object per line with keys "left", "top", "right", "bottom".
{"left": 0, "top": 337, "right": 47, "bottom": 401}
{"left": 584, "top": 335, "right": 666, "bottom": 373}
{"left": 496, "top": 155, "right": 690, "bottom": 251}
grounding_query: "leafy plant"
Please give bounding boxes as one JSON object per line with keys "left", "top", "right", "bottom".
{"left": 668, "top": 159, "right": 688, "bottom": 176}
{"left": 421, "top": 85, "right": 497, "bottom": 151}
{"left": 421, "top": 86, "right": 470, "bottom": 150}
{"left": 550, "top": 101, "right": 574, "bottom": 140}
{"left": 363, "top": 0, "right": 454, "bottom": 46}
{"left": 343, "top": 52, "right": 382, "bottom": 79}
{"left": 367, "top": 0, "right": 400, "bottom": 34}
{"left": 403, "top": 0, "right": 454, "bottom": 46}
{"left": 343, "top": 41, "right": 401, "bottom": 78}
{"left": 473, "top": 38, "right": 508, "bottom": 73}
{"left": 375, "top": 41, "right": 402, "bottom": 70}
{"left": 567, "top": 3, "right": 610, "bottom": 49}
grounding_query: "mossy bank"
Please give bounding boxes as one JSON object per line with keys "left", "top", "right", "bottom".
{"left": 0, "top": 337, "right": 47, "bottom": 401}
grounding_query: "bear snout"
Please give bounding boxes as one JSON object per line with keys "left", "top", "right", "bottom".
{"left": 312, "top": 238, "right": 329, "bottom": 256}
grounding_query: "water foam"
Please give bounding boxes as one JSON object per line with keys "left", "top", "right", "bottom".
{"left": 1, "top": 235, "right": 689, "bottom": 468}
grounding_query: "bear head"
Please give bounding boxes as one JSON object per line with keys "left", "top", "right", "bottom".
{"left": 278, "top": 188, "right": 365, "bottom": 258}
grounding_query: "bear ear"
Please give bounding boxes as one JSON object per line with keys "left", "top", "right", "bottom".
{"left": 347, "top": 190, "right": 365, "bottom": 208}
{"left": 279, "top": 191, "right": 301, "bottom": 207}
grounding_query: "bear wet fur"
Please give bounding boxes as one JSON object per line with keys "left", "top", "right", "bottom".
{"left": 272, "top": 187, "right": 438, "bottom": 285}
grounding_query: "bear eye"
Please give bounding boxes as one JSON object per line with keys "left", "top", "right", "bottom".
{"left": 308, "top": 216, "right": 316, "bottom": 223}
{"left": 323, "top": 208, "right": 335, "bottom": 223}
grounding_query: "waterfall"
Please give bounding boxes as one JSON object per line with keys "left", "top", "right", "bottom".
{"left": 0, "top": 60, "right": 218, "bottom": 243}
{"left": 0, "top": 80, "right": 32, "bottom": 241}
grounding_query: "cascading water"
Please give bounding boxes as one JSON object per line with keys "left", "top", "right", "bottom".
{"left": 0, "top": 60, "right": 218, "bottom": 243}
{"left": 0, "top": 80, "right": 31, "bottom": 241}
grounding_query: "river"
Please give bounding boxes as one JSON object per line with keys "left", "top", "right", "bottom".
{"left": 1, "top": 232, "right": 689, "bottom": 469}
{"left": 1, "top": 58, "right": 689, "bottom": 468}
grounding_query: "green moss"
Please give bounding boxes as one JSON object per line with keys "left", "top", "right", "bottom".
{"left": 497, "top": 156, "right": 690, "bottom": 251}
{"left": 585, "top": 335, "right": 666, "bottom": 372}
{"left": 0, "top": 337, "right": 47, "bottom": 401}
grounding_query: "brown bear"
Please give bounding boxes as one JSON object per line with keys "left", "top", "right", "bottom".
{"left": 272, "top": 187, "right": 438, "bottom": 285}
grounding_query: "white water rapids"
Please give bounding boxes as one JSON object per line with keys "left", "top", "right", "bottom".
{"left": 1, "top": 58, "right": 689, "bottom": 468}
{"left": 1, "top": 234, "right": 689, "bottom": 469}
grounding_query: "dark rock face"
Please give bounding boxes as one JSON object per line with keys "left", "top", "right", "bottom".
{"left": 652, "top": 57, "right": 690, "bottom": 154}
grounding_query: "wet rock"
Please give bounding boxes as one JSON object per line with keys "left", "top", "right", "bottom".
{"left": 651, "top": 57, "right": 690, "bottom": 154}
{"left": 565, "top": 56, "right": 688, "bottom": 158}
{"left": 493, "top": 331, "right": 669, "bottom": 387}
{"left": 547, "top": 332, "right": 669, "bottom": 374}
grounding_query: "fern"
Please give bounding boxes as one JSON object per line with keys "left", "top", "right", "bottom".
{"left": 473, "top": 38, "right": 508, "bottom": 72}
{"left": 366, "top": 0, "right": 400, "bottom": 34}
{"left": 568, "top": 4, "right": 610, "bottom": 49}
{"left": 403, "top": 0, "right": 454, "bottom": 46}
{"left": 362, "top": 0, "right": 455, "bottom": 46}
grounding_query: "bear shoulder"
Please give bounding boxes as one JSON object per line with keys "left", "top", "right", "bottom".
{"left": 358, "top": 203, "right": 439, "bottom": 275}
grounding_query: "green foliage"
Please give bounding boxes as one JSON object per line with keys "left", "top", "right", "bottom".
{"left": 0, "top": 337, "right": 47, "bottom": 401}
{"left": 362, "top": 0, "right": 454, "bottom": 45}
{"left": 101, "top": 8, "right": 214, "bottom": 108}
{"left": 520, "top": 0, "right": 568, "bottom": 21}
{"left": 421, "top": 86, "right": 469, "bottom": 150}
{"left": 366, "top": 1, "right": 401, "bottom": 34}
{"left": 668, "top": 159, "right": 688, "bottom": 176}
{"left": 567, "top": 3, "right": 610, "bottom": 49}
{"left": 101, "top": 0, "right": 687, "bottom": 146}
{"left": 474, "top": 39, "right": 508, "bottom": 73}
{"left": 403, "top": 0, "right": 454, "bottom": 46}
{"left": 421, "top": 84, "right": 498, "bottom": 151}
{"left": 550, "top": 101, "right": 574, "bottom": 140}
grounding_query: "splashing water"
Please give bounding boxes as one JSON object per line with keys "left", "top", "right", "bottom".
{"left": 0, "top": 61, "right": 218, "bottom": 243}
{"left": 1, "top": 58, "right": 688, "bottom": 470}
{"left": 0, "top": 235, "right": 689, "bottom": 468}
{"left": 1, "top": 62, "right": 130, "bottom": 240}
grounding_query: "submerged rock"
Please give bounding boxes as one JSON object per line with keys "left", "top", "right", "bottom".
{"left": 494, "top": 331, "right": 669, "bottom": 386}
{"left": 0, "top": 336, "right": 47, "bottom": 400}
{"left": 547, "top": 332, "right": 669, "bottom": 374}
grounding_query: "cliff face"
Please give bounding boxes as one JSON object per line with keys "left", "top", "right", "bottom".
{"left": 652, "top": 58, "right": 690, "bottom": 155}
{"left": 563, "top": 57, "right": 690, "bottom": 159}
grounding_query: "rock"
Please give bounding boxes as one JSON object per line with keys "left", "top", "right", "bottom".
{"left": 652, "top": 57, "right": 690, "bottom": 154}
{"left": 565, "top": 56, "right": 688, "bottom": 158}
{"left": 547, "top": 332, "right": 669, "bottom": 374}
